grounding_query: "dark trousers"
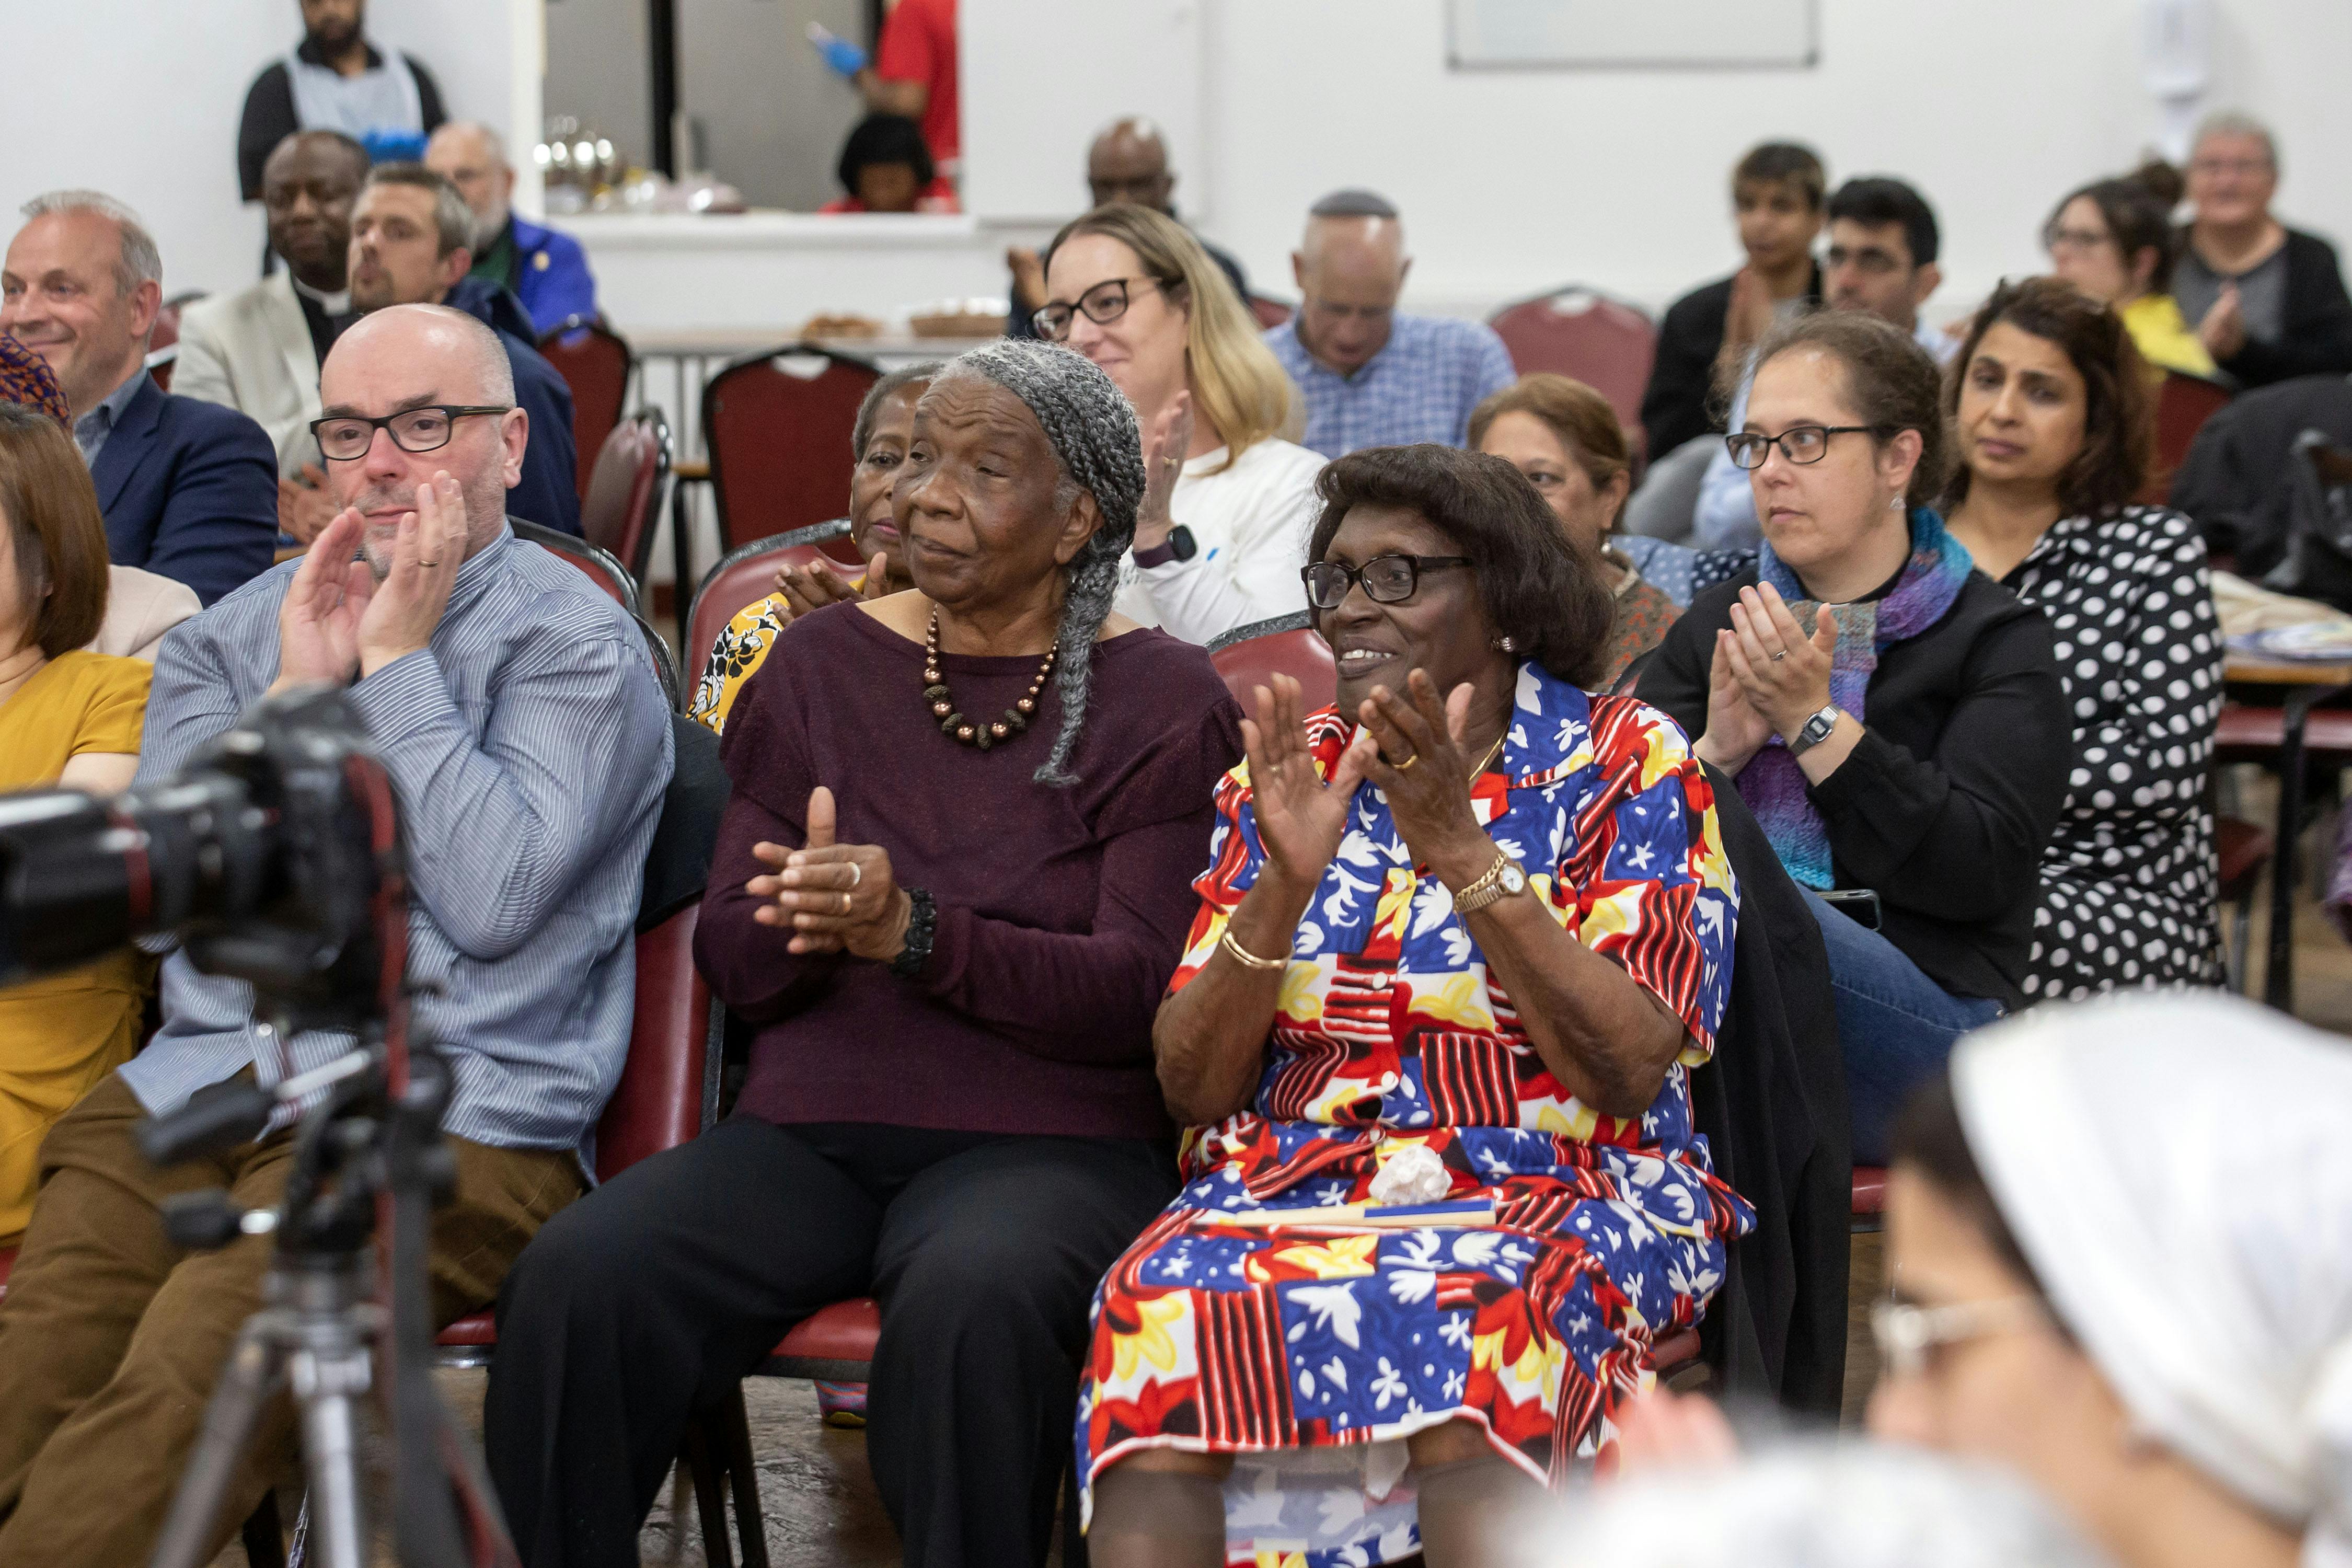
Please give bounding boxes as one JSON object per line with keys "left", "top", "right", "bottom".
{"left": 484, "top": 1117, "right": 1178, "bottom": 1568}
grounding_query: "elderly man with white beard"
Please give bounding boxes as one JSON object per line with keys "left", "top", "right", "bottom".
{"left": 0, "top": 302, "right": 671, "bottom": 1566}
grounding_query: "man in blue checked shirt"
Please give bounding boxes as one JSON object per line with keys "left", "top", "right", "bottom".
{"left": 0, "top": 303, "right": 671, "bottom": 1565}
{"left": 1264, "top": 188, "right": 1518, "bottom": 460}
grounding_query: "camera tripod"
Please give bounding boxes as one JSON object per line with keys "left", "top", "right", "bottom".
{"left": 141, "top": 1039, "right": 520, "bottom": 1568}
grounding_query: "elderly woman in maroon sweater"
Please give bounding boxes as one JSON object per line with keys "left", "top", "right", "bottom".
{"left": 485, "top": 340, "right": 1244, "bottom": 1568}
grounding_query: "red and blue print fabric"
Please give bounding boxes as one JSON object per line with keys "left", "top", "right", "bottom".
{"left": 1077, "top": 662, "right": 1751, "bottom": 1566}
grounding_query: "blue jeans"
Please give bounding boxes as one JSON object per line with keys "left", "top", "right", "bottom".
{"left": 1801, "top": 887, "right": 2004, "bottom": 1165}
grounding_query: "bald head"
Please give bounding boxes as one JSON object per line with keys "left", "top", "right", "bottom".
{"left": 424, "top": 121, "right": 515, "bottom": 246}
{"left": 1086, "top": 117, "right": 1173, "bottom": 212}
{"left": 319, "top": 304, "right": 524, "bottom": 574}
{"left": 1291, "top": 211, "right": 1411, "bottom": 376}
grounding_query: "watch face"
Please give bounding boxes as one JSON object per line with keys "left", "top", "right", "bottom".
{"left": 1168, "top": 524, "right": 1197, "bottom": 562}
{"left": 1499, "top": 863, "right": 1527, "bottom": 894}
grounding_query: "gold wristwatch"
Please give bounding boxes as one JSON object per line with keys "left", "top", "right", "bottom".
{"left": 1449, "top": 848, "right": 1528, "bottom": 916}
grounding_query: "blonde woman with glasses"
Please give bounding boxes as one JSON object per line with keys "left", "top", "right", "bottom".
{"left": 1037, "top": 204, "right": 1324, "bottom": 645}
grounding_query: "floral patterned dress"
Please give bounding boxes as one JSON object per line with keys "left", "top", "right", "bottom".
{"left": 1077, "top": 662, "right": 1751, "bottom": 1567}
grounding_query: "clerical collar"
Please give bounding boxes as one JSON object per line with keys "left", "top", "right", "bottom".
{"left": 290, "top": 274, "right": 351, "bottom": 315}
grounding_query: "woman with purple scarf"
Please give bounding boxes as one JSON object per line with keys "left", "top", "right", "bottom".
{"left": 1640, "top": 311, "right": 2069, "bottom": 1164}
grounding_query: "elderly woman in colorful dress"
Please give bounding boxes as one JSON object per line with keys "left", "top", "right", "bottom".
{"left": 1078, "top": 444, "right": 1752, "bottom": 1568}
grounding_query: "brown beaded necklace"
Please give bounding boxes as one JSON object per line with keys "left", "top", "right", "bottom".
{"left": 923, "top": 609, "right": 1058, "bottom": 752}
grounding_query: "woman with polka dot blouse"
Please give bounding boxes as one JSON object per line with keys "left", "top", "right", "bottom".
{"left": 1941, "top": 277, "right": 2223, "bottom": 1000}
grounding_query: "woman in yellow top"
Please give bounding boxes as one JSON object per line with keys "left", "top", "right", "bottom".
{"left": 2044, "top": 170, "right": 2220, "bottom": 382}
{"left": 0, "top": 403, "right": 154, "bottom": 1245}
{"left": 688, "top": 361, "right": 942, "bottom": 734}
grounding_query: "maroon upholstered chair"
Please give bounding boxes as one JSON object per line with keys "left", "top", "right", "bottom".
{"left": 1248, "top": 294, "right": 1296, "bottom": 330}
{"left": 1486, "top": 286, "right": 1658, "bottom": 459}
{"left": 702, "top": 347, "right": 881, "bottom": 551}
{"left": 1208, "top": 612, "right": 1337, "bottom": 713}
{"left": 580, "top": 408, "right": 672, "bottom": 584}
{"left": 2145, "top": 371, "right": 2232, "bottom": 502}
{"left": 512, "top": 517, "right": 640, "bottom": 620}
{"left": 537, "top": 316, "right": 636, "bottom": 501}
{"left": 682, "top": 522, "right": 859, "bottom": 695}
{"left": 1850, "top": 1167, "right": 1887, "bottom": 1235}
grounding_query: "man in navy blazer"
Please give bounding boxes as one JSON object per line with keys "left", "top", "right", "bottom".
{"left": 1, "top": 191, "right": 276, "bottom": 606}
{"left": 347, "top": 165, "right": 580, "bottom": 536}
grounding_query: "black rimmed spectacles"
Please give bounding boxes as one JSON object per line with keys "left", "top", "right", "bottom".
{"left": 1031, "top": 277, "right": 1167, "bottom": 341}
{"left": 1724, "top": 424, "right": 1886, "bottom": 470}
{"left": 1301, "top": 555, "right": 1472, "bottom": 610}
{"left": 309, "top": 405, "right": 514, "bottom": 462}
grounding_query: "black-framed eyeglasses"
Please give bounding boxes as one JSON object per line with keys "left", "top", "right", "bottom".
{"left": 1301, "top": 555, "right": 1472, "bottom": 610}
{"left": 309, "top": 405, "right": 514, "bottom": 462}
{"left": 1724, "top": 424, "right": 1885, "bottom": 470}
{"left": 1031, "top": 277, "right": 1166, "bottom": 341}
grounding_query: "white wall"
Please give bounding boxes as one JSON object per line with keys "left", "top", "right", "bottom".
{"left": 0, "top": 0, "right": 537, "bottom": 302}
{"left": 1167, "top": 0, "right": 2352, "bottom": 319}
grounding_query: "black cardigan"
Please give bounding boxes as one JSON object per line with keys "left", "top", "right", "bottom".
{"left": 2190, "top": 227, "right": 2352, "bottom": 390}
{"left": 1636, "top": 569, "right": 2069, "bottom": 1008}
{"left": 1639, "top": 261, "right": 1824, "bottom": 462}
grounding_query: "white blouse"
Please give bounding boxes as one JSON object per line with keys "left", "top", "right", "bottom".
{"left": 1113, "top": 437, "right": 1327, "bottom": 646}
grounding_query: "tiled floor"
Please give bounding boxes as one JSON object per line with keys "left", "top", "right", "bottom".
{"left": 213, "top": 788, "right": 2352, "bottom": 1566}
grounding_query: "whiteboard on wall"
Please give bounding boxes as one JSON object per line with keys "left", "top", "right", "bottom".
{"left": 960, "top": 0, "right": 1205, "bottom": 222}
{"left": 1448, "top": 0, "right": 1818, "bottom": 69}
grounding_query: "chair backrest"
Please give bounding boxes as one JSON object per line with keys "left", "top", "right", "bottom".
{"left": 593, "top": 902, "right": 715, "bottom": 1181}
{"left": 683, "top": 521, "right": 854, "bottom": 690}
{"left": 512, "top": 516, "right": 642, "bottom": 619}
{"left": 145, "top": 299, "right": 186, "bottom": 393}
{"left": 538, "top": 315, "right": 636, "bottom": 501}
{"left": 1208, "top": 612, "right": 1336, "bottom": 712}
{"left": 702, "top": 346, "right": 881, "bottom": 550}
{"left": 634, "top": 610, "right": 682, "bottom": 712}
{"left": 581, "top": 407, "right": 672, "bottom": 582}
{"left": 1486, "top": 286, "right": 1658, "bottom": 438}
{"left": 1248, "top": 294, "right": 1295, "bottom": 330}
{"left": 2149, "top": 373, "right": 2233, "bottom": 502}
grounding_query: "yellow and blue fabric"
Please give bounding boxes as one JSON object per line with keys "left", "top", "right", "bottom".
{"left": 1076, "top": 661, "right": 1749, "bottom": 1566}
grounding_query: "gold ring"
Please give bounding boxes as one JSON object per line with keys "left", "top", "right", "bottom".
{"left": 840, "top": 892, "right": 852, "bottom": 914}
{"left": 418, "top": 559, "right": 441, "bottom": 568}
{"left": 1394, "top": 754, "right": 1419, "bottom": 772}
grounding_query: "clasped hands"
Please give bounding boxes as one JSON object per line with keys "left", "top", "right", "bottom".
{"left": 1696, "top": 582, "right": 1839, "bottom": 774}
{"left": 1243, "top": 668, "right": 1501, "bottom": 907}
{"left": 271, "top": 471, "right": 467, "bottom": 694}
{"left": 748, "top": 786, "right": 912, "bottom": 962}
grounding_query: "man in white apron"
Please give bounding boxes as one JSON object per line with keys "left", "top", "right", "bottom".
{"left": 237, "top": 0, "right": 447, "bottom": 204}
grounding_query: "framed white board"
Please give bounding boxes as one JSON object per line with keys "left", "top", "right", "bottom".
{"left": 1447, "top": 0, "right": 1818, "bottom": 70}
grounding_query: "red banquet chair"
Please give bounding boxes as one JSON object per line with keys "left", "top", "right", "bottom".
{"left": 682, "top": 522, "right": 862, "bottom": 695}
{"left": 1248, "top": 294, "right": 1296, "bottom": 330}
{"left": 537, "top": 316, "right": 636, "bottom": 501}
{"left": 1208, "top": 612, "right": 1337, "bottom": 713}
{"left": 1851, "top": 1167, "right": 1887, "bottom": 1234}
{"left": 579, "top": 407, "right": 673, "bottom": 584}
{"left": 2139, "top": 371, "right": 2231, "bottom": 503}
{"left": 512, "top": 517, "right": 641, "bottom": 620}
{"left": 1486, "top": 286, "right": 1658, "bottom": 447}
{"left": 702, "top": 346, "right": 880, "bottom": 552}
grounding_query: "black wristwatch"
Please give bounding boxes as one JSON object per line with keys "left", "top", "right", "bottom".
{"left": 889, "top": 887, "right": 938, "bottom": 977}
{"left": 1133, "top": 525, "right": 1197, "bottom": 569}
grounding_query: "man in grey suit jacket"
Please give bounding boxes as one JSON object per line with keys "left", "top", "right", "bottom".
{"left": 176, "top": 131, "right": 368, "bottom": 537}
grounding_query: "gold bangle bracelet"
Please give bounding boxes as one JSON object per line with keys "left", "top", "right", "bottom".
{"left": 1219, "top": 927, "right": 1289, "bottom": 972}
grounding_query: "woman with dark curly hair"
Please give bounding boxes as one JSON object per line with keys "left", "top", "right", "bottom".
{"left": 1940, "top": 276, "right": 2222, "bottom": 1000}
{"left": 1079, "top": 444, "right": 1751, "bottom": 1568}
{"left": 818, "top": 111, "right": 958, "bottom": 213}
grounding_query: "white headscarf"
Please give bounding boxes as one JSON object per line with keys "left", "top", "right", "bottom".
{"left": 1950, "top": 993, "right": 2352, "bottom": 1568}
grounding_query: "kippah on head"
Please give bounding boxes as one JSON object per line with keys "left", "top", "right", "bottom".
{"left": 1310, "top": 188, "right": 1400, "bottom": 221}
{"left": 931, "top": 339, "right": 1146, "bottom": 787}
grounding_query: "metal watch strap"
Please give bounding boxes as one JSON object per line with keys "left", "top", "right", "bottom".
{"left": 1449, "top": 850, "right": 1523, "bottom": 916}
{"left": 1789, "top": 704, "right": 1842, "bottom": 758}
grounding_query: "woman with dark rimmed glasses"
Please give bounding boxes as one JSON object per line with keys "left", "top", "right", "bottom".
{"left": 1034, "top": 204, "right": 1325, "bottom": 647}
{"left": 1636, "top": 309, "right": 2069, "bottom": 1167}
{"left": 1079, "top": 443, "right": 1754, "bottom": 1568}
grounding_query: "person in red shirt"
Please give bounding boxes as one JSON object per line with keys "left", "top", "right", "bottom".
{"left": 863, "top": 0, "right": 959, "bottom": 176}
{"left": 816, "top": 112, "right": 960, "bottom": 215}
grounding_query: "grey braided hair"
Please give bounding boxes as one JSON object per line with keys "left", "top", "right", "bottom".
{"left": 929, "top": 339, "right": 1144, "bottom": 787}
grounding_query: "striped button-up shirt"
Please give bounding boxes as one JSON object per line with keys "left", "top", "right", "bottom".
{"left": 121, "top": 524, "right": 673, "bottom": 1151}
{"left": 1265, "top": 313, "right": 1517, "bottom": 460}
